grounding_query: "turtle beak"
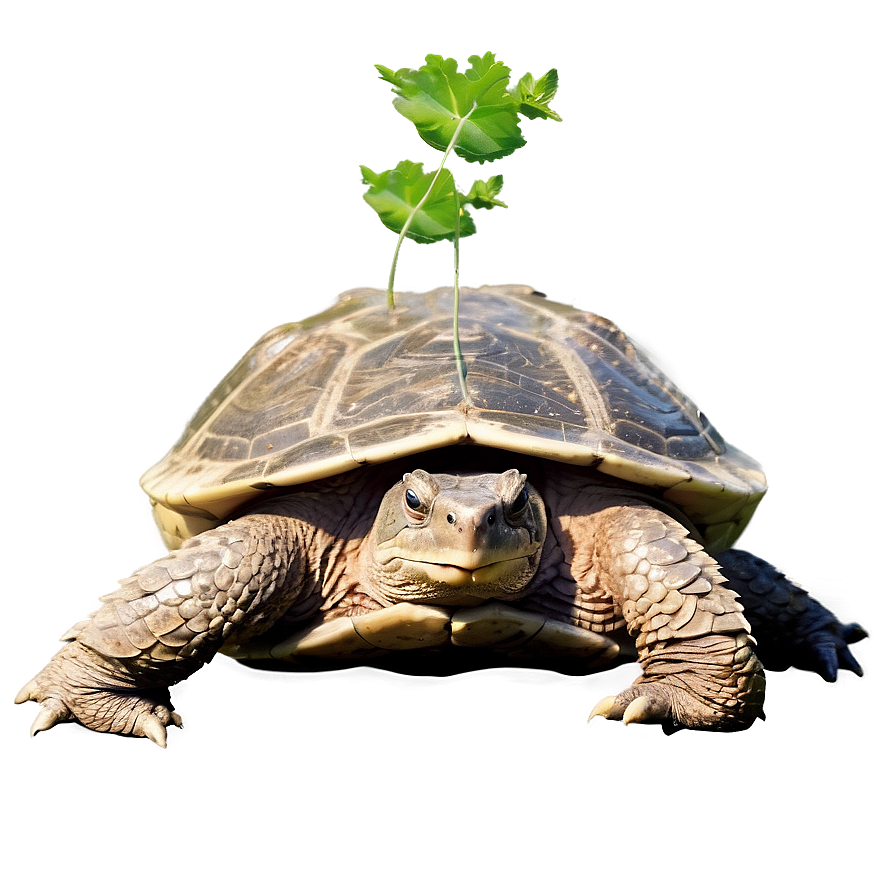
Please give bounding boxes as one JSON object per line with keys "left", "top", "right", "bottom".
{"left": 431, "top": 500, "right": 502, "bottom": 569}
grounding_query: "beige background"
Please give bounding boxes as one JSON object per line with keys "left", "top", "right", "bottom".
{"left": 3, "top": 3, "right": 891, "bottom": 893}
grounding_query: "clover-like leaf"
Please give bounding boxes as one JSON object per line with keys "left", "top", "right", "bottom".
{"left": 508, "top": 69, "right": 562, "bottom": 122}
{"left": 377, "top": 54, "right": 525, "bottom": 163}
{"left": 360, "top": 161, "right": 476, "bottom": 244}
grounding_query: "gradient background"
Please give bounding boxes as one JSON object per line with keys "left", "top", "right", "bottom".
{"left": 3, "top": 3, "right": 891, "bottom": 892}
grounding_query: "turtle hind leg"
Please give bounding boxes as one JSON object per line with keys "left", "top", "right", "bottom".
{"left": 581, "top": 500, "right": 765, "bottom": 733}
{"left": 718, "top": 549, "right": 867, "bottom": 682}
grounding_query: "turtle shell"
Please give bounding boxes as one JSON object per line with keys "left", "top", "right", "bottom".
{"left": 141, "top": 285, "right": 766, "bottom": 552}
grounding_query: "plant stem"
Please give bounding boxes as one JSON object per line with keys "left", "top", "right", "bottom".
{"left": 386, "top": 104, "right": 477, "bottom": 309}
{"left": 453, "top": 188, "right": 469, "bottom": 401}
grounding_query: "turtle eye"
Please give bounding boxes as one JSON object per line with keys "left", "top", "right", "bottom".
{"left": 508, "top": 485, "right": 529, "bottom": 517}
{"left": 404, "top": 488, "right": 428, "bottom": 523}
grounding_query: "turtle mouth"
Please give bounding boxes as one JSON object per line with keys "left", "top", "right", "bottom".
{"left": 398, "top": 555, "right": 534, "bottom": 587}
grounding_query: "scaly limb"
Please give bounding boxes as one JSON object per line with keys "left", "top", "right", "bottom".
{"left": 16, "top": 508, "right": 308, "bottom": 745}
{"left": 586, "top": 502, "right": 765, "bottom": 733}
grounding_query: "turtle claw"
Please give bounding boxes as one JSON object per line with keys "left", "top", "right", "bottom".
{"left": 588, "top": 695, "right": 623, "bottom": 722}
{"left": 843, "top": 623, "right": 869, "bottom": 645}
{"left": 14, "top": 678, "right": 39, "bottom": 705}
{"left": 15, "top": 680, "right": 72, "bottom": 737}
{"left": 589, "top": 691, "right": 675, "bottom": 728}
{"left": 837, "top": 622, "right": 870, "bottom": 678}
{"left": 621, "top": 695, "right": 652, "bottom": 725}
{"left": 141, "top": 714, "right": 168, "bottom": 748}
{"left": 29, "top": 700, "right": 71, "bottom": 737}
{"left": 813, "top": 644, "right": 840, "bottom": 683}
{"left": 840, "top": 648, "right": 864, "bottom": 677}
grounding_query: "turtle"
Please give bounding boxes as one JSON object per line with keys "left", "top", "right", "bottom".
{"left": 16, "top": 284, "right": 866, "bottom": 744}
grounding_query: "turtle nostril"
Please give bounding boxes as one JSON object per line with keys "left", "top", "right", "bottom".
{"left": 446, "top": 512, "right": 456, "bottom": 525}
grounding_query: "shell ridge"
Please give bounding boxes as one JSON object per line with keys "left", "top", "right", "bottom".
{"left": 308, "top": 327, "right": 375, "bottom": 436}
{"left": 549, "top": 321, "right": 614, "bottom": 434}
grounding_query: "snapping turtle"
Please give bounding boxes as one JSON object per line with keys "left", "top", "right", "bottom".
{"left": 17, "top": 285, "right": 865, "bottom": 744}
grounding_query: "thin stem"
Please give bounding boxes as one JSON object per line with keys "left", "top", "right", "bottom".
{"left": 386, "top": 103, "right": 477, "bottom": 309}
{"left": 453, "top": 188, "right": 469, "bottom": 401}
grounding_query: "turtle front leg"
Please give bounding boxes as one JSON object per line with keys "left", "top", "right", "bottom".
{"left": 16, "top": 511, "right": 308, "bottom": 746}
{"left": 16, "top": 641, "right": 186, "bottom": 746}
{"left": 583, "top": 502, "right": 765, "bottom": 733}
{"left": 717, "top": 548, "right": 867, "bottom": 682}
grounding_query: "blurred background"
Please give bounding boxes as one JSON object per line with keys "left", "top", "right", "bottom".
{"left": 2, "top": 3, "right": 892, "bottom": 892}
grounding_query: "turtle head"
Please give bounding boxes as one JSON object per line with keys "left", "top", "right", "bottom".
{"left": 368, "top": 469, "right": 547, "bottom": 606}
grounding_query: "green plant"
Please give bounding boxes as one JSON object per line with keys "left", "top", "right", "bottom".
{"left": 360, "top": 53, "right": 560, "bottom": 397}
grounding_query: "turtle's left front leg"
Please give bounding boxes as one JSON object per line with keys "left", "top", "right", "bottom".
{"left": 582, "top": 500, "right": 765, "bottom": 733}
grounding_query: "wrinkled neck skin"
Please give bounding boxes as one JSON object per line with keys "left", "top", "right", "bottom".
{"left": 364, "top": 468, "right": 547, "bottom": 606}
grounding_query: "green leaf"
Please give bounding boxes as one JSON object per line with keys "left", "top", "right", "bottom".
{"left": 373, "top": 64, "right": 401, "bottom": 87}
{"left": 464, "top": 52, "right": 500, "bottom": 80}
{"left": 462, "top": 174, "right": 507, "bottom": 209}
{"left": 378, "top": 54, "right": 526, "bottom": 163}
{"left": 360, "top": 161, "right": 476, "bottom": 244}
{"left": 509, "top": 69, "right": 562, "bottom": 122}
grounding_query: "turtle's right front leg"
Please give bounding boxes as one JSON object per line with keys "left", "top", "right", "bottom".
{"left": 16, "top": 511, "right": 310, "bottom": 746}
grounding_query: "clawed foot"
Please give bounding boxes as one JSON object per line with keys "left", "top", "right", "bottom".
{"left": 589, "top": 673, "right": 765, "bottom": 735}
{"left": 793, "top": 620, "right": 867, "bottom": 683}
{"left": 590, "top": 691, "right": 676, "bottom": 729}
{"left": 15, "top": 642, "right": 183, "bottom": 747}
